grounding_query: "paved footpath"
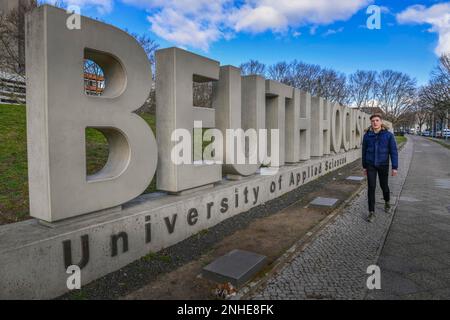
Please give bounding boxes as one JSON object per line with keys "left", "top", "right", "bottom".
{"left": 367, "top": 135, "right": 450, "bottom": 299}
{"left": 250, "top": 137, "right": 414, "bottom": 300}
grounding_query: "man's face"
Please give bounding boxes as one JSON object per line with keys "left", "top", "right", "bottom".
{"left": 371, "top": 117, "right": 382, "bottom": 130}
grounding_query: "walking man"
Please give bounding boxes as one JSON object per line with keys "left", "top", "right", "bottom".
{"left": 362, "top": 113, "right": 398, "bottom": 222}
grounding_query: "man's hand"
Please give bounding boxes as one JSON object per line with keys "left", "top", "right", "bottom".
{"left": 363, "top": 169, "right": 367, "bottom": 176}
{"left": 392, "top": 169, "right": 398, "bottom": 176}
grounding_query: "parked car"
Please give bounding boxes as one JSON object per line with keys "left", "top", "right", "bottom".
{"left": 443, "top": 129, "right": 450, "bottom": 138}
{"left": 422, "top": 131, "right": 431, "bottom": 137}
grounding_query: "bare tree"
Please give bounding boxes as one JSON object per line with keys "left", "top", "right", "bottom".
{"left": 289, "top": 60, "right": 322, "bottom": 94}
{"left": 411, "top": 97, "right": 429, "bottom": 132}
{"left": 121, "top": 31, "right": 159, "bottom": 114}
{"left": 419, "top": 54, "right": 450, "bottom": 132}
{"left": 317, "top": 68, "right": 349, "bottom": 105}
{"left": 239, "top": 60, "right": 266, "bottom": 76}
{"left": 0, "top": 1, "right": 40, "bottom": 103}
{"left": 269, "top": 60, "right": 349, "bottom": 104}
{"left": 374, "top": 70, "right": 417, "bottom": 128}
{"left": 129, "top": 32, "right": 159, "bottom": 77}
{"left": 420, "top": 83, "right": 449, "bottom": 121}
{"left": 434, "top": 54, "right": 450, "bottom": 83}
{"left": 267, "top": 62, "right": 293, "bottom": 85}
{"left": 348, "top": 70, "right": 377, "bottom": 109}
{"left": 83, "top": 59, "right": 104, "bottom": 95}
{"left": 0, "top": 0, "right": 38, "bottom": 77}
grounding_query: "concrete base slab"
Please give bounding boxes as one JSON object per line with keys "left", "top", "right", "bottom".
{"left": 202, "top": 249, "right": 267, "bottom": 287}
{"left": 226, "top": 174, "right": 243, "bottom": 181}
{"left": 168, "top": 184, "right": 215, "bottom": 196}
{"left": 309, "top": 197, "right": 338, "bottom": 207}
{"left": 38, "top": 205, "right": 123, "bottom": 229}
{"left": 284, "top": 162, "right": 300, "bottom": 166}
{"left": 259, "top": 167, "right": 280, "bottom": 176}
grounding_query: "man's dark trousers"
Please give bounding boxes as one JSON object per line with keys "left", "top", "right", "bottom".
{"left": 367, "top": 164, "right": 390, "bottom": 212}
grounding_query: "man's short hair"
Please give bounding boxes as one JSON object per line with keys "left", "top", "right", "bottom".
{"left": 370, "top": 113, "right": 383, "bottom": 121}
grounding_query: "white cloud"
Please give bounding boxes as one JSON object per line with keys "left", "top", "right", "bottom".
{"left": 322, "top": 27, "right": 344, "bottom": 37}
{"left": 122, "top": 0, "right": 230, "bottom": 51}
{"left": 42, "top": 0, "right": 374, "bottom": 49}
{"left": 379, "top": 6, "right": 391, "bottom": 14}
{"left": 397, "top": 2, "right": 450, "bottom": 56}
{"left": 120, "top": 0, "right": 372, "bottom": 51}
{"left": 146, "top": 8, "right": 222, "bottom": 51}
{"left": 229, "top": 0, "right": 372, "bottom": 32}
{"left": 231, "top": 6, "right": 288, "bottom": 33}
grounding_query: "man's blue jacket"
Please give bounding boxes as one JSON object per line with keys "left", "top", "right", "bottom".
{"left": 362, "top": 125, "right": 398, "bottom": 170}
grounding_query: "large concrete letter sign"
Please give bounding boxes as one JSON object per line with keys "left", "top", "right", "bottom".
{"left": 323, "top": 101, "right": 331, "bottom": 156}
{"left": 242, "top": 74, "right": 266, "bottom": 160}
{"left": 331, "top": 102, "right": 343, "bottom": 153}
{"left": 298, "top": 91, "right": 311, "bottom": 161}
{"left": 3, "top": 4, "right": 381, "bottom": 298}
{"left": 341, "top": 105, "right": 351, "bottom": 152}
{"left": 285, "top": 89, "right": 300, "bottom": 163}
{"left": 26, "top": 6, "right": 157, "bottom": 222}
{"left": 156, "top": 48, "right": 221, "bottom": 193}
{"left": 362, "top": 113, "right": 370, "bottom": 133}
{"left": 310, "top": 97, "right": 331, "bottom": 157}
{"left": 354, "top": 109, "right": 363, "bottom": 148}
{"left": 213, "top": 66, "right": 263, "bottom": 177}
{"left": 265, "top": 80, "right": 293, "bottom": 166}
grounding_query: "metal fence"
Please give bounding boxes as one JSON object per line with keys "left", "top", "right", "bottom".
{"left": 0, "top": 71, "right": 26, "bottom": 105}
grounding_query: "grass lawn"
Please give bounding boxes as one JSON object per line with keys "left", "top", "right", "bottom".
{"left": 428, "top": 137, "right": 450, "bottom": 151}
{"left": 395, "top": 135, "right": 407, "bottom": 145}
{"left": 0, "top": 104, "right": 156, "bottom": 224}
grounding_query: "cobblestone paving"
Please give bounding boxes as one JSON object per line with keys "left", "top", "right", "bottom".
{"left": 250, "top": 140, "right": 413, "bottom": 300}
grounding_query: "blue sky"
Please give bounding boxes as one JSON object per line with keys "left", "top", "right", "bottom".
{"left": 52, "top": 0, "right": 449, "bottom": 85}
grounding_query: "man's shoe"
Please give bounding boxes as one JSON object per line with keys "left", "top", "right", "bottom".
{"left": 384, "top": 202, "right": 391, "bottom": 213}
{"left": 367, "top": 211, "right": 375, "bottom": 223}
